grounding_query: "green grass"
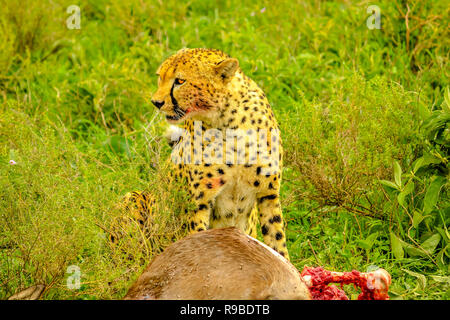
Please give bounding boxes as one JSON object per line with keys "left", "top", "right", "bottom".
{"left": 0, "top": 0, "right": 449, "bottom": 299}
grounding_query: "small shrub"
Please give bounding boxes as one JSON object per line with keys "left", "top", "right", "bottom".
{"left": 283, "top": 75, "right": 423, "bottom": 218}
{"left": 380, "top": 87, "right": 449, "bottom": 270}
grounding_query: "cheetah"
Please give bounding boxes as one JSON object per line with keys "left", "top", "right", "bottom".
{"left": 119, "top": 48, "right": 289, "bottom": 259}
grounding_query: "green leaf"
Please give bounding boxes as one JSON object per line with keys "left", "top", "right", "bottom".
{"left": 423, "top": 176, "right": 446, "bottom": 214}
{"left": 397, "top": 181, "right": 414, "bottom": 207}
{"left": 390, "top": 231, "right": 404, "bottom": 260}
{"left": 356, "top": 239, "right": 371, "bottom": 250}
{"left": 402, "top": 269, "right": 427, "bottom": 290}
{"left": 412, "top": 157, "right": 425, "bottom": 174}
{"left": 430, "top": 273, "right": 450, "bottom": 284}
{"left": 394, "top": 161, "right": 402, "bottom": 188}
{"left": 396, "top": 237, "right": 425, "bottom": 257}
{"left": 412, "top": 210, "right": 424, "bottom": 229}
{"left": 444, "top": 86, "right": 450, "bottom": 111}
{"left": 404, "top": 246, "right": 427, "bottom": 258}
{"left": 380, "top": 179, "right": 399, "bottom": 190}
{"left": 417, "top": 101, "right": 431, "bottom": 120}
{"left": 422, "top": 152, "right": 444, "bottom": 166}
{"left": 421, "top": 233, "right": 441, "bottom": 255}
{"left": 435, "top": 227, "right": 449, "bottom": 244}
{"left": 357, "top": 232, "right": 378, "bottom": 250}
{"left": 436, "top": 245, "right": 448, "bottom": 270}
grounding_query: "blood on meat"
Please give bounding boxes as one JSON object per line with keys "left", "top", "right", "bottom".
{"left": 301, "top": 266, "right": 391, "bottom": 300}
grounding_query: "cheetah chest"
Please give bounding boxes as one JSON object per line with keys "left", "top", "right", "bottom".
{"left": 210, "top": 174, "right": 256, "bottom": 231}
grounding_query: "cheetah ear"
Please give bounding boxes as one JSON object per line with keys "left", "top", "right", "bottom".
{"left": 215, "top": 58, "right": 239, "bottom": 80}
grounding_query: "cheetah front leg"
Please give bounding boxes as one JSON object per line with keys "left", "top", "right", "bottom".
{"left": 257, "top": 193, "right": 290, "bottom": 260}
{"left": 187, "top": 175, "right": 225, "bottom": 233}
{"left": 188, "top": 200, "right": 212, "bottom": 233}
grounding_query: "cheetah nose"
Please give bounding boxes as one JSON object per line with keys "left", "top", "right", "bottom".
{"left": 151, "top": 100, "right": 165, "bottom": 109}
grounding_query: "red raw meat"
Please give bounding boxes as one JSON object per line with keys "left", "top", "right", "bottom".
{"left": 301, "top": 266, "right": 391, "bottom": 300}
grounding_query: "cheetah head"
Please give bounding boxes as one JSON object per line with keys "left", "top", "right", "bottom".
{"left": 151, "top": 48, "right": 239, "bottom": 124}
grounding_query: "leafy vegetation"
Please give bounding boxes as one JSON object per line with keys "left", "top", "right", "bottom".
{"left": 0, "top": 0, "right": 448, "bottom": 299}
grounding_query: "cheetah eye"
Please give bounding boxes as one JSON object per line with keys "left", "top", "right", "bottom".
{"left": 174, "top": 78, "right": 186, "bottom": 85}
